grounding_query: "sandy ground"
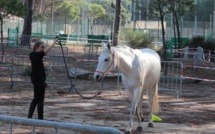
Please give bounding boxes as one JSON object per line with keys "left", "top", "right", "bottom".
{"left": 1, "top": 46, "right": 215, "bottom": 134}
{"left": 0, "top": 74, "right": 215, "bottom": 134}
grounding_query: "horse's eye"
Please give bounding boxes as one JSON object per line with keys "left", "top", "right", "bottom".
{"left": 104, "top": 58, "right": 109, "bottom": 61}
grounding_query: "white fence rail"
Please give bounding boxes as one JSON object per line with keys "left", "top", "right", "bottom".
{"left": 0, "top": 115, "right": 123, "bottom": 134}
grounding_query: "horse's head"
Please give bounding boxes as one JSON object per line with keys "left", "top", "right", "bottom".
{"left": 94, "top": 42, "right": 115, "bottom": 81}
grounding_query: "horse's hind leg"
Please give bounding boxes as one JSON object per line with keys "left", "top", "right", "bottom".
{"left": 148, "top": 82, "right": 159, "bottom": 128}
{"left": 136, "top": 90, "right": 145, "bottom": 131}
{"left": 139, "top": 89, "right": 145, "bottom": 122}
{"left": 136, "top": 104, "right": 143, "bottom": 132}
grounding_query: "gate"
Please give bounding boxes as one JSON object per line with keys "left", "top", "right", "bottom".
{"left": 159, "top": 61, "right": 183, "bottom": 99}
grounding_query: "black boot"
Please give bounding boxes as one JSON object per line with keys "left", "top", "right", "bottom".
{"left": 37, "top": 103, "right": 44, "bottom": 120}
{"left": 28, "top": 101, "right": 36, "bottom": 118}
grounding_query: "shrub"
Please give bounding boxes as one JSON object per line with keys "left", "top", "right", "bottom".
{"left": 189, "top": 36, "right": 204, "bottom": 48}
{"left": 187, "top": 35, "right": 215, "bottom": 50}
{"left": 121, "top": 29, "right": 153, "bottom": 48}
{"left": 203, "top": 34, "right": 215, "bottom": 50}
{"left": 202, "top": 41, "right": 215, "bottom": 50}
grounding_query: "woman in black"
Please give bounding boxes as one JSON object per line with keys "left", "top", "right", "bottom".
{"left": 28, "top": 40, "right": 56, "bottom": 120}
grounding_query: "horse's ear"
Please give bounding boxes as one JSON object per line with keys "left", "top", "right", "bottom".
{"left": 102, "top": 42, "right": 107, "bottom": 49}
{"left": 107, "top": 43, "right": 111, "bottom": 50}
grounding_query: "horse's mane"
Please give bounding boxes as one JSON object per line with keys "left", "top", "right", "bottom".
{"left": 112, "top": 45, "right": 137, "bottom": 57}
{"left": 114, "top": 45, "right": 129, "bottom": 49}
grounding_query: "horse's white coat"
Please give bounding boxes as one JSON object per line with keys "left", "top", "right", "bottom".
{"left": 94, "top": 43, "right": 161, "bottom": 133}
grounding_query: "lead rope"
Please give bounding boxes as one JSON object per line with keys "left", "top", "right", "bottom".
{"left": 56, "top": 36, "right": 101, "bottom": 99}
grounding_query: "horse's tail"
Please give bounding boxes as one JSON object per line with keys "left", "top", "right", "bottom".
{"left": 147, "top": 82, "right": 159, "bottom": 114}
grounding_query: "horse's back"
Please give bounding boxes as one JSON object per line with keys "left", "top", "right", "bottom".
{"left": 140, "top": 48, "right": 160, "bottom": 61}
{"left": 136, "top": 48, "right": 161, "bottom": 85}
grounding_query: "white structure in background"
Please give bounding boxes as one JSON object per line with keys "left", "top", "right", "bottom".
{"left": 184, "top": 46, "right": 189, "bottom": 58}
{"left": 124, "top": 21, "right": 166, "bottom": 30}
{"left": 193, "top": 46, "right": 205, "bottom": 71}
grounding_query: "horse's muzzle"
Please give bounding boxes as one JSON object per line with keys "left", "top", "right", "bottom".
{"left": 94, "top": 74, "right": 102, "bottom": 81}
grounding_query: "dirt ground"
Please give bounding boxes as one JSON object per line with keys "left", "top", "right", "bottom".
{"left": 0, "top": 46, "right": 215, "bottom": 134}
{"left": 0, "top": 74, "right": 215, "bottom": 134}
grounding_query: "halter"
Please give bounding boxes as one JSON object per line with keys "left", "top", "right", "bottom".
{"left": 95, "top": 53, "right": 115, "bottom": 81}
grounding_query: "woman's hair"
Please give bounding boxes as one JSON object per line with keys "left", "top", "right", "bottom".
{"left": 33, "top": 41, "right": 45, "bottom": 52}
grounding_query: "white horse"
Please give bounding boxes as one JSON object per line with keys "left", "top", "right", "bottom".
{"left": 94, "top": 43, "right": 161, "bottom": 134}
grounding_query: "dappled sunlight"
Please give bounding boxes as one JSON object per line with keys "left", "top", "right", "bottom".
{"left": 0, "top": 77, "right": 11, "bottom": 81}
{"left": 1, "top": 58, "right": 215, "bottom": 134}
{"left": 58, "top": 102, "right": 96, "bottom": 107}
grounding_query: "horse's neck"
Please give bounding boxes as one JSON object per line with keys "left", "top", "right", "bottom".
{"left": 113, "top": 47, "right": 134, "bottom": 76}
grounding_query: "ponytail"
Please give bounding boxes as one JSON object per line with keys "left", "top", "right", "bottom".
{"left": 33, "top": 41, "right": 45, "bottom": 52}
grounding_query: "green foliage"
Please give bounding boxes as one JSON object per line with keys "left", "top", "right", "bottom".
{"left": 86, "top": 3, "right": 106, "bottom": 34}
{"left": 0, "top": 0, "right": 25, "bottom": 18}
{"left": 122, "top": 29, "right": 153, "bottom": 48}
{"left": 91, "top": 0, "right": 114, "bottom": 23}
{"left": 149, "top": 0, "right": 196, "bottom": 19}
{"left": 187, "top": 35, "right": 215, "bottom": 50}
{"left": 202, "top": 41, "right": 215, "bottom": 50}
{"left": 173, "top": 0, "right": 196, "bottom": 17}
{"left": 149, "top": 0, "right": 170, "bottom": 19}
{"left": 196, "top": 0, "right": 214, "bottom": 22}
{"left": 54, "top": 1, "right": 106, "bottom": 28}
{"left": 0, "top": 0, "right": 25, "bottom": 41}
{"left": 91, "top": 0, "right": 130, "bottom": 24}
{"left": 55, "top": 0, "right": 79, "bottom": 22}
{"left": 202, "top": 34, "right": 215, "bottom": 50}
{"left": 87, "top": 3, "right": 106, "bottom": 23}
{"left": 189, "top": 36, "right": 204, "bottom": 48}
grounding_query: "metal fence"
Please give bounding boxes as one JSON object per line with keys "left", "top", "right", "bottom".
{"left": 115, "top": 61, "right": 183, "bottom": 99}
{"left": 166, "top": 47, "right": 215, "bottom": 82}
{"left": 0, "top": 115, "right": 123, "bottom": 134}
{"left": 10, "top": 53, "right": 77, "bottom": 90}
{"left": 9, "top": 51, "right": 101, "bottom": 93}
{"left": 159, "top": 61, "right": 183, "bottom": 99}
{"left": 168, "top": 48, "right": 215, "bottom": 63}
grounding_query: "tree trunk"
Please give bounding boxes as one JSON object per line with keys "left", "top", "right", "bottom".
{"left": 174, "top": 10, "right": 181, "bottom": 48}
{"left": 160, "top": 16, "right": 166, "bottom": 59}
{"left": 113, "top": 0, "right": 121, "bottom": 46}
{"left": 0, "top": 17, "right": 4, "bottom": 62}
{"left": 0, "top": 17, "right": 3, "bottom": 42}
{"left": 50, "top": 0, "right": 54, "bottom": 35}
{"left": 160, "top": 12, "right": 168, "bottom": 76}
{"left": 20, "top": 0, "right": 34, "bottom": 47}
{"left": 173, "top": 12, "right": 176, "bottom": 49}
{"left": 157, "top": 1, "right": 166, "bottom": 60}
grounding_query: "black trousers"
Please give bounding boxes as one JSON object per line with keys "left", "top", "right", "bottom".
{"left": 28, "top": 80, "right": 45, "bottom": 119}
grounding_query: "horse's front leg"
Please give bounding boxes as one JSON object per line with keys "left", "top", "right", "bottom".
{"left": 125, "top": 88, "right": 141, "bottom": 134}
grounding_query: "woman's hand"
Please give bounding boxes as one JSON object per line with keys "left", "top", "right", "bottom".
{"left": 53, "top": 39, "right": 58, "bottom": 45}
{"left": 44, "top": 39, "right": 56, "bottom": 54}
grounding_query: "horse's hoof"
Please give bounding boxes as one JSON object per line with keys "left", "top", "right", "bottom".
{"left": 148, "top": 122, "right": 154, "bottom": 128}
{"left": 124, "top": 131, "right": 132, "bottom": 134}
{"left": 136, "top": 126, "right": 143, "bottom": 131}
{"left": 140, "top": 115, "right": 144, "bottom": 122}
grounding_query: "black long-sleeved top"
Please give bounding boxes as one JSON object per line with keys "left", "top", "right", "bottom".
{"left": 29, "top": 51, "right": 46, "bottom": 82}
